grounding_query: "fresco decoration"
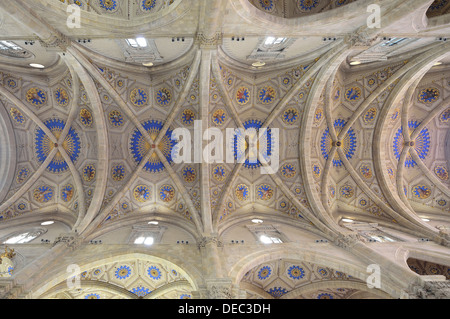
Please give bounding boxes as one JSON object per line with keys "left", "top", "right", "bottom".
{"left": 344, "top": 87, "right": 362, "bottom": 102}
{"left": 9, "top": 108, "right": 25, "bottom": 125}
{"left": 160, "top": 185, "right": 175, "bottom": 202}
{"left": 156, "top": 88, "right": 172, "bottom": 107}
{"left": 287, "top": 265, "right": 305, "bottom": 280}
{"left": 321, "top": 119, "right": 357, "bottom": 167}
{"left": 257, "top": 184, "right": 274, "bottom": 200}
{"left": 393, "top": 120, "right": 430, "bottom": 168}
{"left": 55, "top": 88, "right": 70, "bottom": 107}
{"left": 26, "top": 87, "right": 47, "bottom": 106}
{"left": 182, "top": 166, "right": 196, "bottom": 183}
{"left": 99, "top": 0, "right": 118, "bottom": 11}
{"left": 258, "top": 266, "right": 271, "bottom": 280}
{"left": 212, "top": 109, "right": 226, "bottom": 126}
{"left": 35, "top": 118, "right": 81, "bottom": 174}
{"left": 130, "top": 120, "right": 177, "bottom": 173}
{"left": 111, "top": 165, "right": 126, "bottom": 182}
{"left": 259, "top": 0, "right": 275, "bottom": 11}
{"left": 313, "top": 108, "right": 323, "bottom": 125}
{"left": 115, "top": 265, "right": 132, "bottom": 279}
{"left": 16, "top": 167, "right": 30, "bottom": 184}
{"left": 181, "top": 109, "right": 195, "bottom": 126}
{"left": 130, "top": 286, "right": 151, "bottom": 298}
{"left": 412, "top": 185, "right": 432, "bottom": 200}
{"left": 147, "top": 266, "right": 162, "bottom": 280}
{"left": 134, "top": 185, "right": 151, "bottom": 202}
{"left": 359, "top": 164, "right": 373, "bottom": 179}
{"left": 236, "top": 87, "right": 250, "bottom": 105}
{"left": 235, "top": 184, "right": 249, "bottom": 201}
{"left": 80, "top": 109, "right": 93, "bottom": 127}
{"left": 297, "top": 0, "right": 319, "bottom": 11}
{"left": 258, "top": 86, "right": 276, "bottom": 104}
{"left": 282, "top": 108, "right": 300, "bottom": 125}
{"left": 233, "top": 119, "right": 273, "bottom": 169}
{"left": 212, "top": 165, "right": 227, "bottom": 182}
{"left": 362, "top": 107, "right": 377, "bottom": 124}
{"left": 267, "top": 287, "right": 288, "bottom": 299}
{"left": 33, "top": 185, "right": 54, "bottom": 203}
{"left": 418, "top": 87, "right": 440, "bottom": 104}
{"left": 280, "top": 163, "right": 296, "bottom": 179}
{"left": 61, "top": 184, "right": 74, "bottom": 202}
{"left": 434, "top": 166, "right": 449, "bottom": 181}
{"left": 83, "top": 164, "right": 96, "bottom": 182}
{"left": 108, "top": 110, "right": 124, "bottom": 127}
{"left": 130, "top": 88, "right": 148, "bottom": 107}
{"left": 312, "top": 164, "right": 321, "bottom": 179}
{"left": 340, "top": 185, "right": 354, "bottom": 199}
{"left": 439, "top": 108, "right": 450, "bottom": 123}
{"left": 141, "top": 0, "right": 157, "bottom": 11}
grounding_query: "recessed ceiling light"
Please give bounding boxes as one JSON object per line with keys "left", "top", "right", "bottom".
{"left": 29, "top": 63, "right": 45, "bottom": 69}
{"left": 41, "top": 221, "right": 54, "bottom": 226}
{"left": 252, "top": 219, "right": 263, "bottom": 224}
{"left": 144, "top": 237, "right": 154, "bottom": 246}
{"left": 341, "top": 218, "right": 353, "bottom": 223}
{"left": 142, "top": 62, "right": 154, "bottom": 67}
{"left": 252, "top": 61, "right": 266, "bottom": 67}
{"left": 349, "top": 61, "right": 361, "bottom": 66}
{"left": 136, "top": 37, "right": 147, "bottom": 47}
{"left": 148, "top": 221, "right": 159, "bottom": 225}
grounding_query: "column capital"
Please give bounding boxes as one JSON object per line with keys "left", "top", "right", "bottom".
{"left": 52, "top": 232, "right": 82, "bottom": 250}
{"left": 405, "top": 281, "right": 450, "bottom": 299}
{"left": 197, "top": 236, "right": 223, "bottom": 249}
{"left": 196, "top": 32, "right": 222, "bottom": 49}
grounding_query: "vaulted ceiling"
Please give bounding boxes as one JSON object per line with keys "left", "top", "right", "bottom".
{"left": 0, "top": 0, "right": 449, "bottom": 299}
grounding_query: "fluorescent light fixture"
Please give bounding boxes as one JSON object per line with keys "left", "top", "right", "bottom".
{"left": 136, "top": 37, "right": 147, "bottom": 47}
{"left": 134, "top": 237, "right": 145, "bottom": 244}
{"left": 144, "top": 237, "right": 154, "bottom": 246}
{"left": 264, "top": 36, "right": 275, "bottom": 45}
{"left": 421, "top": 218, "right": 430, "bottom": 222}
{"left": 41, "top": 221, "right": 54, "bottom": 226}
{"left": 142, "top": 62, "right": 154, "bottom": 67}
{"left": 30, "top": 63, "right": 45, "bottom": 69}
{"left": 252, "top": 61, "right": 266, "bottom": 67}
{"left": 259, "top": 235, "right": 272, "bottom": 244}
{"left": 349, "top": 61, "right": 361, "bottom": 66}
{"left": 252, "top": 219, "right": 263, "bottom": 224}
{"left": 127, "top": 38, "right": 138, "bottom": 47}
{"left": 273, "top": 37, "right": 285, "bottom": 44}
{"left": 341, "top": 218, "right": 353, "bottom": 223}
{"left": 148, "top": 221, "right": 159, "bottom": 225}
{"left": 433, "top": 61, "right": 442, "bottom": 66}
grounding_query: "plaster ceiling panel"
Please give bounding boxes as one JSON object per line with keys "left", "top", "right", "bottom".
{"left": 0, "top": 40, "right": 59, "bottom": 69}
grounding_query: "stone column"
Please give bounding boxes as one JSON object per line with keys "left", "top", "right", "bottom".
{"left": 0, "top": 232, "right": 82, "bottom": 298}
{"left": 402, "top": 279, "right": 450, "bottom": 299}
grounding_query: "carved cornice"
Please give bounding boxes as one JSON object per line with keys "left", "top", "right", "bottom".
{"left": 196, "top": 32, "right": 222, "bottom": 48}
{"left": 52, "top": 233, "right": 82, "bottom": 250}
{"left": 333, "top": 233, "right": 362, "bottom": 249}
{"left": 347, "top": 30, "right": 381, "bottom": 48}
{"left": 406, "top": 281, "right": 450, "bottom": 299}
{"left": 39, "top": 34, "right": 72, "bottom": 52}
{"left": 197, "top": 236, "right": 223, "bottom": 248}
